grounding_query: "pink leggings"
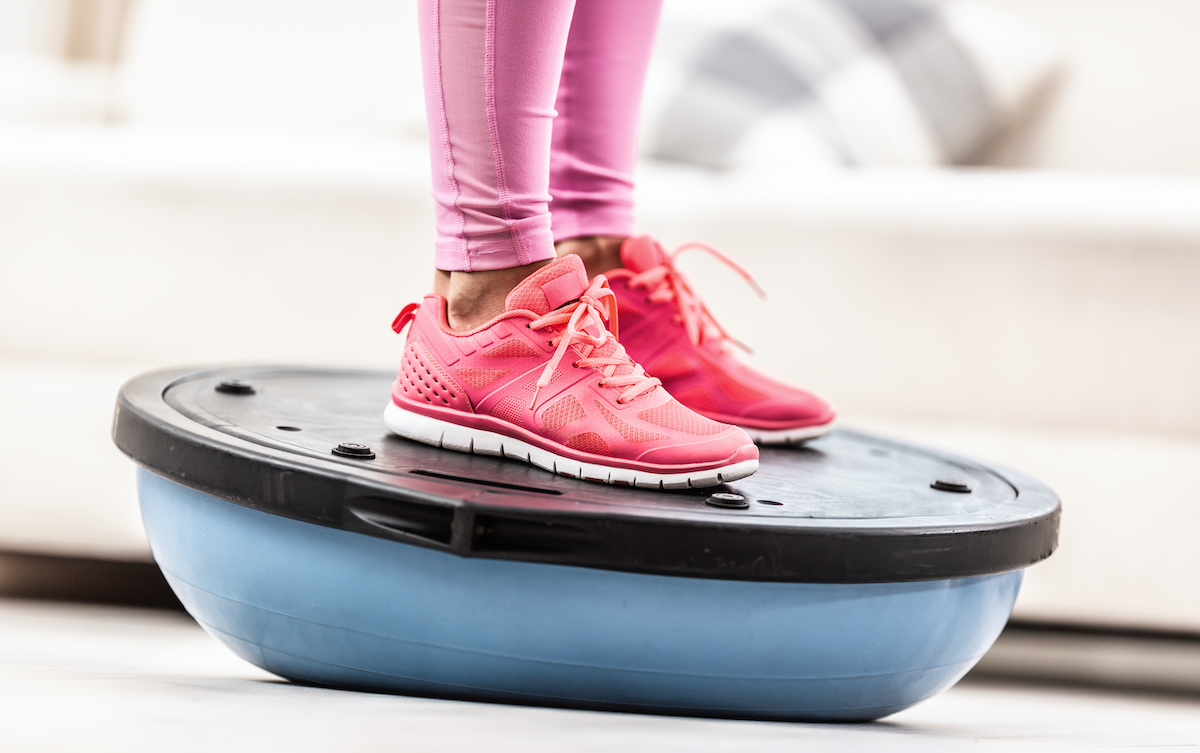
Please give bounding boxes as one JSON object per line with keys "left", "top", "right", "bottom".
{"left": 419, "top": 0, "right": 662, "bottom": 272}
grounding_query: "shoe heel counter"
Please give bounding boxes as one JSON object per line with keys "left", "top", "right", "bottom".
{"left": 393, "top": 331, "right": 473, "bottom": 413}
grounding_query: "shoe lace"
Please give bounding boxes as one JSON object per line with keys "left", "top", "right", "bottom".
{"left": 629, "top": 241, "right": 765, "bottom": 353}
{"left": 527, "top": 275, "right": 661, "bottom": 410}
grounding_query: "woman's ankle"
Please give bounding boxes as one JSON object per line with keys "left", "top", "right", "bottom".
{"left": 432, "top": 260, "right": 553, "bottom": 332}
{"left": 555, "top": 235, "right": 626, "bottom": 279}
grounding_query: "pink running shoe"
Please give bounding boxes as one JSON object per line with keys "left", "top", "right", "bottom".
{"left": 383, "top": 255, "right": 758, "bottom": 489}
{"left": 605, "top": 236, "right": 837, "bottom": 444}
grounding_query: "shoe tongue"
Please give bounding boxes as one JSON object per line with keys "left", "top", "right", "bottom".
{"left": 505, "top": 255, "right": 589, "bottom": 316}
{"left": 508, "top": 253, "right": 652, "bottom": 396}
{"left": 619, "top": 235, "right": 667, "bottom": 273}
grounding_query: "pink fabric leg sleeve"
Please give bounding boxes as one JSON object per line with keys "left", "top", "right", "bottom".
{"left": 549, "top": 0, "right": 663, "bottom": 242}
{"left": 420, "top": 0, "right": 576, "bottom": 272}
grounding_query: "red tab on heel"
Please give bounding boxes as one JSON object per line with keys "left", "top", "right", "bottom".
{"left": 391, "top": 302, "right": 420, "bottom": 334}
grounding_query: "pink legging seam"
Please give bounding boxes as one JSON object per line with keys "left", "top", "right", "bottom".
{"left": 483, "top": 0, "right": 517, "bottom": 261}
{"left": 425, "top": 0, "right": 470, "bottom": 271}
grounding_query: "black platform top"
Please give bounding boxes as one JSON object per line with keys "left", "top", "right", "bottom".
{"left": 113, "top": 367, "right": 1059, "bottom": 583}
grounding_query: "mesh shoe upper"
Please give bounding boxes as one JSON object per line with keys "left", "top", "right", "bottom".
{"left": 390, "top": 255, "right": 757, "bottom": 472}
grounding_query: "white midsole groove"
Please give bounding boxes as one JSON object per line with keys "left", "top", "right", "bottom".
{"left": 383, "top": 402, "right": 757, "bottom": 490}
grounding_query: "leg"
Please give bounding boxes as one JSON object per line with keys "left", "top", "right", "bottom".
{"left": 541, "top": 1, "right": 834, "bottom": 442}
{"left": 420, "top": 0, "right": 577, "bottom": 330}
{"left": 549, "top": 0, "right": 663, "bottom": 278}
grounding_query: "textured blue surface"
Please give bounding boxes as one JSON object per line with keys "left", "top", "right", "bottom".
{"left": 138, "top": 468, "right": 1022, "bottom": 720}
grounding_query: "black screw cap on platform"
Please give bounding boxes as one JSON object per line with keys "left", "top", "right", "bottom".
{"left": 215, "top": 379, "right": 255, "bottom": 395}
{"left": 931, "top": 478, "right": 972, "bottom": 493}
{"left": 706, "top": 492, "right": 749, "bottom": 509}
{"left": 333, "top": 442, "right": 376, "bottom": 460}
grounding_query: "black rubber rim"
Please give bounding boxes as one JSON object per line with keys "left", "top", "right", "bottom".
{"left": 112, "top": 366, "right": 1060, "bottom": 584}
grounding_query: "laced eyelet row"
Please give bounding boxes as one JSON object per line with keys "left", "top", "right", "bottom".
{"left": 524, "top": 276, "right": 662, "bottom": 410}
{"left": 625, "top": 240, "right": 764, "bottom": 353}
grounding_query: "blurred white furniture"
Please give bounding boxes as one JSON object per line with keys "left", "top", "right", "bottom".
{"left": 1, "top": 0, "right": 1199, "bottom": 632}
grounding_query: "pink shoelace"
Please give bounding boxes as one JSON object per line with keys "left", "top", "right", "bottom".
{"left": 528, "top": 276, "right": 661, "bottom": 409}
{"left": 627, "top": 242, "right": 765, "bottom": 353}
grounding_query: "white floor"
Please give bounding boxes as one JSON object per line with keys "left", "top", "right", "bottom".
{"left": 3, "top": 599, "right": 1197, "bottom": 752}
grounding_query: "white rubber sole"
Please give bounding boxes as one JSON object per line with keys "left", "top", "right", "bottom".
{"left": 740, "top": 420, "right": 836, "bottom": 445}
{"left": 384, "top": 402, "right": 757, "bottom": 490}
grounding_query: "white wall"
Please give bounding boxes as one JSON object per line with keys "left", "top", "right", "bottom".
{"left": 979, "top": 0, "right": 1200, "bottom": 174}
{"left": 0, "top": 0, "right": 72, "bottom": 55}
